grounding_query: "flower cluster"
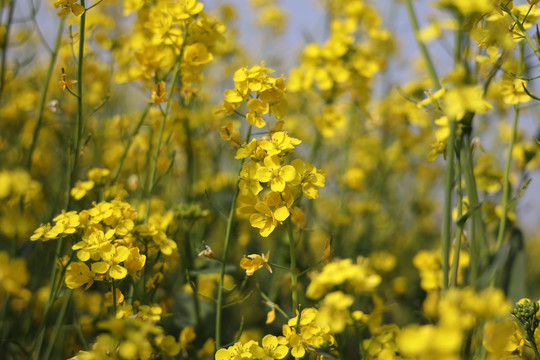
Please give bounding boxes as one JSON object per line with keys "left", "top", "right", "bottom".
{"left": 221, "top": 62, "right": 287, "bottom": 128}
{"left": 217, "top": 307, "right": 336, "bottom": 360}
{"left": 30, "top": 200, "right": 154, "bottom": 288}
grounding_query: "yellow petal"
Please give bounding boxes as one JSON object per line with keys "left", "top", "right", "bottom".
{"left": 279, "top": 165, "right": 296, "bottom": 183}
{"left": 91, "top": 261, "right": 110, "bottom": 274}
{"left": 71, "top": 3, "right": 85, "bottom": 16}
{"left": 224, "top": 89, "right": 243, "bottom": 103}
{"left": 109, "top": 264, "right": 128, "bottom": 279}
{"left": 274, "top": 206, "right": 289, "bottom": 222}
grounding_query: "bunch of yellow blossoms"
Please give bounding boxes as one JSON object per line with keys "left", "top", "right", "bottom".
{"left": 216, "top": 307, "right": 336, "bottom": 360}
{"left": 221, "top": 63, "right": 326, "bottom": 237}
{"left": 30, "top": 199, "right": 163, "bottom": 289}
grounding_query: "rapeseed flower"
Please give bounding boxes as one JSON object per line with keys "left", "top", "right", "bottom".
{"left": 240, "top": 251, "right": 272, "bottom": 276}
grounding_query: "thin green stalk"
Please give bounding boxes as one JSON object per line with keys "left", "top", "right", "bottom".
{"left": 257, "top": 285, "right": 289, "bottom": 320}
{"left": 33, "top": 246, "right": 73, "bottom": 359}
{"left": 43, "top": 290, "right": 72, "bottom": 359}
{"left": 34, "top": 8, "right": 86, "bottom": 358}
{"left": 308, "top": 130, "right": 321, "bottom": 165}
{"left": 500, "top": 3, "right": 540, "bottom": 62}
{"left": 76, "top": 318, "right": 89, "bottom": 350}
{"left": 215, "top": 185, "right": 239, "bottom": 350}
{"left": 442, "top": 119, "right": 456, "bottom": 291}
{"left": 112, "top": 279, "right": 117, "bottom": 316}
{"left": 286, "top": 218, "right": 298, "bottom": 313}
{"left": 26, "top": 18, "right": 66, "bottom": 170}
{"left": 495, "top": 41, "right": 523, "bottom": 251}
{"left": 450, "top": 146, "right": 463, "bottom": 287}
{"left": 215, "top": 125, "right": 252, "bottom": 350}
{"left": 491, "top": 45, "right": 523, "bottom": 289}
{"left": 496, "top": 104, "right": 519, "bottom": 251}
{"left": 405, "top": 0, "right": 455, "bottom": 290}
{"left": 110, "top": 103, "right": 152, "bottom": 185}
{"left": 0, "top": 0, "right": 15, "bottom": 103}
{"left": 144, "top": 59, "right": 181, "bottom": 222}
{"left": 179, "top": 223, "right": 201, "bottom": 329}
{"left": 461, "top": 137, "right": 487, "bottom": 286}
{"left": 181, "top": 113, "right": 195, "bottom": 201}
{"left": 404, "top": 0, "right": 441, "bottom": 89}
{"left": 445, "top": 14, "right": 465, "bottom": 290}
{"left": 527, "top": 330, "right": 540, "bottom": 359}
{"left": 68, "top": 0, "right": 87, "bottom": 210}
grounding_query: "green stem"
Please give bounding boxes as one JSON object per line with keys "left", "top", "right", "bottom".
{"left": 215, "top": 125, "right": 252, "bottom": 350}
{"left": 404, "top": 0, "right": 441, "bottom": 89}
{"left": 461, "top": 137, "right": 487, "bottom": 286}
{"left": 26, "top": 18, "right": 66, "bottom": 170}
{"left": 495, "top": 41, "right": 523, "bottom": 251}
{"left": 112, "top": 279, "right": 117, "bottom": 316}
{"left": 528, "top": 330, "right": 540, "bottom": 360}
{"left": 180, "top": 224, "right": 201, "bottom": 329}
{"left": 182, "top": 114, "right": 195, "bottom": 201}
{"left": 144, "top": 59, "right": 181, "bottom": 223}
{"left": 450, "top": 145, "right": 463, "bottom": 287}
{"left": 495, "top": 105, "right": 519, "bottom": 250}
{"left": 33, "top": 250, "right": 73, "bottom": 359}
{"left": 500, "top": 3, "right": 540, "bottom": 63}
{"left": 286, "top": 218, "right": 298, "bottom": 313}
{"left": 308, "top": 130, "right": 321, "bottom": 165}
{"left": 43, "top": 290, "right": 72, "bottom": 359}
{"left": 445, "top": 14, "right": 465, "bottom": 290}
{"left": 110, "top": 103, "right": 152, "bottom": 185}
{"left": 0, "top": 0, "right": 15, "bottom": 103}
{"left": 442, "top": 118, "right": 456, "bottom": 291}
{"left": 68, "top": 0, "right": 87, "bottom": 210}
{"left": 257, "top": 284, "right": 289, "bottom": 320}
{"left": 34, "top": 9, "right": 86, "bottom": 358}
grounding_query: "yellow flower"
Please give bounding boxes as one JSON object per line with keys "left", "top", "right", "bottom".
{"left": 46, "top": 210, "right": 81, "bottom": 239}
{"left": 215, "top": 340, "right": 260, "bottom": 360}
{"left": 65, "top": 262, "right": 95, "bottom": 289}
{"left": 483, "top": 320, "right": 523, "bottom": 356}
{"left": 54, "top": 0, "right": 85, "bottom": 18}
{"left": 104, "top": 288, "right": 124, "bottom": 306}
{"left": 30, "top": 223, "right": 52, "bottom": 242}
{"left": 91, "top": 244, "right": 130, "bottom": 279}
{"left": 240, "top": 251, "right": 272, "bottom": 276}
{"left": 124, "top": 247, "right": 146, "bottom": 275}
{"left": 442, "top": 85, "right": 492, "bottom": 119}
{"left": 87, "top": 168, "right": 110, "bottom": 182}
{"left": 306, "top": 258, "right": 381, "bottom": 299}
{"left": 249, "top": 201, "right": 277, "bottom": 237}
{"left": 500, "top": 77, "right": 531, "bottom": 104}
{"left": 253, "top": 335, "right": 289, "bottom": 360}
{"left": 258, "top": 131, "right": 301, "bottom": 157}
{"left": 0, "top": 252, "right": 32, "bottom": 301}
{"left": 183, "top": 43, "right": 213, "bottom": 66}
{"left": 150, "top": 81, "right": 167, "bottom": 105}
{"left": 291, "top": 159, "right": 326, "bottom": 200}
{"left": 254, "top": 155, "right": 296, "bottom": 192}
{"left": 318, "top": 291, "right": 354, "bottom": 333}
{"left": 71, "top": 180, "right": 95, "bottom": 200}
{"left": 160, "top": 335, "right": 181, "bottom": 356}
{"left": 72, "top": 228, "right": 115, "bottom": 261}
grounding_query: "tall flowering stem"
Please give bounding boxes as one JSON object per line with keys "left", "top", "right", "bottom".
{"left": 144, "top": 57, "right": 182, "bottom": 222}
{"left": 286, "top": 218, "right": 298, "bottom": 312}
{"left": 69, "top": 0, "right": 86, "bottom": 209}
{"left": 405, "top": 0, "right": 456, "bottom": 290}
{"left": 0, "top": 0, "right": 15, "bottom": 103}
{"left": 450, "top": 146, "right": 463, "bottom": 288}
{"left": 215, "top": 125, "right": 252, "bottom": 350}
{"left": 27, "top": 18, "right": 66, "bottom": 170}
{"left": 34, "top": 6, "right": 86, "bottom": 358}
